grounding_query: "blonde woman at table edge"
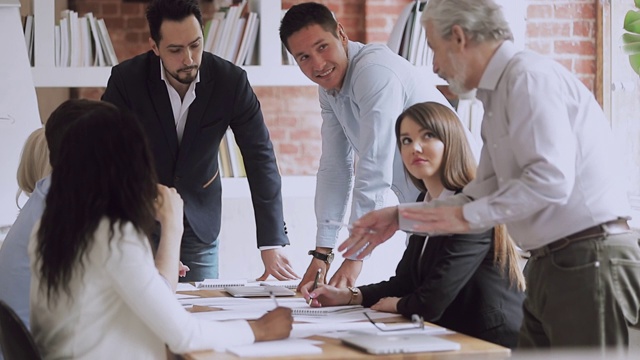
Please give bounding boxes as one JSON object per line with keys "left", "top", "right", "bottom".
{"left": 28, "top": 100, "right": 292, "bottom": 359}
{"left": 302, "top": 102, "right": 525, "bottom": 349}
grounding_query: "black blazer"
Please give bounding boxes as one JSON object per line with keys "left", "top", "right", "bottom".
{"left": 102, "top": 51, "right": 288, "bottom": 247}
{"left": 359, "top": 194, "right": 524, "bottom": 348}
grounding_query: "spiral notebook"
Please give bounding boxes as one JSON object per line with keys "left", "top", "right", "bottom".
{"left": 225, "top": 285, "right": 295, "bottom": 297}
{"left": 291, "top": 305, "right": 363, "bottom": 316}
{"left": 196, "top": 279, "right": 247, "bottom": 289}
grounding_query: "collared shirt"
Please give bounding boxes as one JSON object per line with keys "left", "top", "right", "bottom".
{"left": 456, "top": 41, "right": 630, "bottom": 250}
{"left": 160, "top": 60, "right": 199, "bottom": 143}
{"left": 315, "top": 41, "right": 471, "bottom": 248}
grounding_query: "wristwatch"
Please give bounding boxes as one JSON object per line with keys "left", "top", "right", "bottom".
{"left": 308, "top": 250, "right": 334, "bottom": 264}
{"left": 347, "top": 286, "right": 360, "bottom": 305}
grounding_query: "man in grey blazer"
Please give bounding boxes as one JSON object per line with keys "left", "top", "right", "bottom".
{"left": 102, "top": 0, "right": 298, "bottom": 282}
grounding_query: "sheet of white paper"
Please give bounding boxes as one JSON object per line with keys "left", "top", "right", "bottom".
{"left": 226, "top": 339, "right": 322, "bottom": 357}
{"left": 176, "top": 283, "right": 198, "bottom": 291}
{"left": 178, "top": 297, "right": 251, "bottom": 307}
{"left": 191, "top": 310, "right": 266, "bottom": 321}
{"left": 294, "top": 309, "right": 398, "bottom": 323}
{"left": 175, "top": 293, "right": 200, "bottom": 300}
{"left": 291, "top": 322, "right": 375, "bottom": 338}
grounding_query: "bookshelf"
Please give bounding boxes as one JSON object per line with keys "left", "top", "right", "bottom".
{"left": 30, "top": 0, "right": 312, "bottom": 88}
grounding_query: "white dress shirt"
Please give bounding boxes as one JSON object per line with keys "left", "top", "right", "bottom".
{"left": 160, "top": 60, "right": 199, "bottom": 143}
{"left": 29, "top": 218, "right": 254, "bottom": 359}
{"left": 455, "top": 41, "right": 630, "bottom": 250}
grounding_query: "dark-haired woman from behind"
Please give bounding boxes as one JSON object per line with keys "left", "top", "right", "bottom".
{"left": 28, "top": 101, "right": 292, "bottom": 359}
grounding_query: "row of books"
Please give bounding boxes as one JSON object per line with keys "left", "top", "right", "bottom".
{"left": 203, "top": 0, "right": 259, "bottom": 66}
{"left": 22, "top": 11, "right": 118, "bottom": 67}
{"left": 218, "top": 129, "right": 246, "bottom": 178}
{"left": 387, "top": 0, "right": 433, "bottom": 67}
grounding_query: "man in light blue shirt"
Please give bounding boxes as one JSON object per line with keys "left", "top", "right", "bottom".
{"left": 280, "top": 2, "right": 476, "bottom": 289}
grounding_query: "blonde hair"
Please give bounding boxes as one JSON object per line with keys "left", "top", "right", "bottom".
{"left": 396, "top": 102, "right": 525, "bottom": 291}
{"left": 16, "top": 128, "right": 51, "bottom": 206}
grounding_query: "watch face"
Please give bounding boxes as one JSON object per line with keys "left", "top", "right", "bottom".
{"left": 326, "top": 252, "right": 335, "bottom": 264}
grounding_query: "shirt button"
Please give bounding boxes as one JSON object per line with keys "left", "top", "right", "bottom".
{"left": 487, "top": 111, "right": 493, "bottom": 117}
{"left": 492, "top": 143, "right": 498, "bottom": 148}
{"left": 498, "top": 177, "right": 504, "bottom": 182}
{"left": 505, "top": 209, "right": 512, "bottom": 215}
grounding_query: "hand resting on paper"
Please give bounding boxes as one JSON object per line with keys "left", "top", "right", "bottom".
{"left": 248, "top": 307, "right": 293, "bottom": 341}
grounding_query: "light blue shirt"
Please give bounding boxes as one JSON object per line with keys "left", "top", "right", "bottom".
{"left": 0, "top": 176, "right": 49, "bottom": 332}
{"left": 315, "top": 41, "right": 454, "bottom": 248}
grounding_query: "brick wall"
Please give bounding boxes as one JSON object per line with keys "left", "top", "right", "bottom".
{"left": 526, "top": 0, "right": 597, "bottom": 91}
{"left": 71, "top": 0, "right": 598, "bottom": 175}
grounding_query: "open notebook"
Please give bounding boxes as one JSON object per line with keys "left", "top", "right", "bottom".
{"left": 291, "top": 305, "right": 363, "bottom": 316}
{"left": 196, "top": 279, "right": 247, "bottom": 289}
{"left": 225, "top": 286, "right": 295, "bottom": 297}
{"left": 341, "top": 333, "right": 460, "bottom": 354}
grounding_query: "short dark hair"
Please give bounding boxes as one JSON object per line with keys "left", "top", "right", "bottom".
{"left": 146, "top": 0, "right": 203, "bottom": 44}
{"left": 45, "top": 99, "right": 115, "bottom": 169}
{"left": 279, "top": 2, "right": 338, "bottom": 51}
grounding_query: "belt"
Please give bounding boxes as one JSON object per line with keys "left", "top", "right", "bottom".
{"left": 529, "top": 219, "right": 631, "bottom": 259}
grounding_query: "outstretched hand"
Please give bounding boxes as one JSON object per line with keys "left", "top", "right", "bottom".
{"left": 256, "top": 248, "right": 300, "bottom": 281}
{"left": 338, "top": 206, "right": 399, "bottom": 259}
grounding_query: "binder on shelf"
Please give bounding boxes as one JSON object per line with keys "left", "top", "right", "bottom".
{"left": 235, "top": 12, "right": 258, "bottom": 65}
{"left": 23, "top": 15, "right": 34, "bottom": 66}
{"left": 97, "top": 19, "right": 118, "bottom": 66}
{"left": 86, "top": 13, "right": 106, "bottom": 66}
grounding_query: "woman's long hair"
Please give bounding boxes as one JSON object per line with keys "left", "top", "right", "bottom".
{"left": 35, "top": 102, "right": 158, "bottom": 303}
{"left": 395, "top": 102, "right": 525, "bottom": 291}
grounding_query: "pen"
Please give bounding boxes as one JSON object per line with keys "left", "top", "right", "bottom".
{"left": 269, "top": 290, "right": 279, "bottom": 308}
{"left": 308, "top": 268, "right": 322, "bottom": 305}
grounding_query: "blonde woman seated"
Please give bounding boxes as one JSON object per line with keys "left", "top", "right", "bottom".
{"left": 16, "top": 127, "right": 51, "bottom": 205}
{"left": 0, "top": 127, "right": 51, "bottom": 330}
{"left": 29, "top": 101, "right": 292, "bottom": 359}
{"left": 302, "top": 102, "right": 525, "bottom": 348}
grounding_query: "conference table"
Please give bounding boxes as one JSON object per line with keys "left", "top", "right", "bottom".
{"left": 179, "top": 289, "right": 511, "bottom": 360}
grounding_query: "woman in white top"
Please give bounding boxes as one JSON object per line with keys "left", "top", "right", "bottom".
{"left": 29, "top": 100, "right": 292, "bottom": 359}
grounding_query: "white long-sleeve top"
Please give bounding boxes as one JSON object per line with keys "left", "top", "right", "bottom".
{"left": 29, "top": 218, "right": 254, "bottom": 360}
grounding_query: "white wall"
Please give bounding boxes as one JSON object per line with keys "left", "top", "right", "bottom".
{"left": 0, "top": 3, "right": 42, "bottom": 228}
{"left": 218, "top": 177, "right": 407, "bottom": 286}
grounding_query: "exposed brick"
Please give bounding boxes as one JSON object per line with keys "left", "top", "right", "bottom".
{"left": 101, "top": 3, "right": 119, "bottom": 16}
{"left": 572, "top": 20, "right": 594, "bottom": 37}
{"left": 574, "top": 58, "right": 596, "bottom": 74}
{"left": 526, "top": 40, "right": 552, "bottom": 55}
{"left": 554, "top": 40, "right": 595, "bottom": 56}
{"left": 527, "top": 4, "right": 553, "bottom": 19}
{"left": 526, "top": 21, "right": 571, "bottom": 38}
{"left": 555, "top": 58, "right": 573, "bottom": 72}
{"left": 121, "top": 3, "right": 144, "bottom": 16}
{"left": 554, "top": 3, "right": 595, "bottom": 20}
{"left": 126, "top": 18, "right": 148, "bottom": 30}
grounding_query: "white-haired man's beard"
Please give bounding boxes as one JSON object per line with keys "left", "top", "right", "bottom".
{"left": 440, "top": 52, "right": 470, "bottom": 95}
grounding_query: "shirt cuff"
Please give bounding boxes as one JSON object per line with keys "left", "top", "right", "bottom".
{"left": 259, "top": 245, "right": 285, "bottom": 251}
